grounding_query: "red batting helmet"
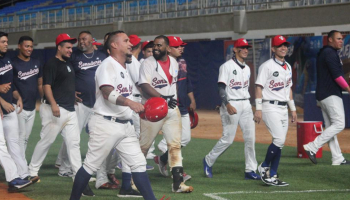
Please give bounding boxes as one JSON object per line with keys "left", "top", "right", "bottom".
{"left": 188, "top": 108, "right": 199, "bottom": 129}
{"left": 140, "top": 97, "right": 168, "bottom": 122}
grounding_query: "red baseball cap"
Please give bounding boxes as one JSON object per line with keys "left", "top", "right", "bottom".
{"left": 92, "top": 38, "right": 102, "bottom": 46}
{"left": 141, "top": 40, "right": 153, "bottom": 50}
{"left": 234, "top": 38, "right": 252, "bottom": 48}
{"left": 176, "top": 36, "right": 187, "bottom": 46}
{"left": 168, "top": 36, "right": 183, "bottom": 47}
{"left": 129, "top": 35, "right": 141, "bottom": 46}
{"left": 56, "top": 33, "right": 77, "bottom": 46}
{"left": 272, "top": 35, "right": 290, "bottom": 47}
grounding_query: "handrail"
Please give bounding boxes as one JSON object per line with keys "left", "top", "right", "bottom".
{"left": 0, "top": 0, "right": 347, "bottom": 32}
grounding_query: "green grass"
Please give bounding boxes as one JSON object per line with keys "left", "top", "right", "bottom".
{"left": 1, "top": 112, "right": 349, "bottom": 200}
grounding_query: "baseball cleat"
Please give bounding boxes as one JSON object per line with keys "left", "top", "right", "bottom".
{"left": 203, "top": 158, "right": 212, "bottom": 178}
{"left": 258, "top": 163, "right": 271, "bottom": 185}
{"left": 244, "top": 171, "right": 261, "bottom": 180}
{"left": 332, "top": 159, "right": 350, "bottom": 165}
{"left": 303, "top": 144, "right": 317, "bottom": 164}
{"left": 146, "top": 164, "right": 154, "bottom": 170}
{"left": 8, "top": 178, "right": 32, "bottom": 192}
{"left": 82, "top": 184, "right": 95, "bottom": 197}
{"left": 58, "top": 172, "right": 74, "bottom": 178}
{"left": 172, "top": 182, "right": 194, "bottom": 193}
{"left": 117, "top": 188, "right": 142, "bottom": 198}
{"left": 154, "top": 156, "right": 168, "bottom": 176}
{"left": 24, "top": 176, "right": 40, "bottom": 183}
{"left": 98, "top": 182, "right": 120, "bottom": 189}
{"left": 268, "top": 175, "right": 289, "bottom": 187}
{"left": 183, "top": 172, "right": 192, "bottom": 183}
{"left": 107, "top": 174, "right": 120, "bottom": 186}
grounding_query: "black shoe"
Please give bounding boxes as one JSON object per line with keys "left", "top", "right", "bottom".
{"left": 303, "top": 145, "right": 317, "bottom": 164}
{"left": 82, "top": 184, "right": 95, "bottom": 197}
{"left": 117, "top": 188, "right": 142, "bottom": 198}
{"left": 268, "top": 175, "right": 289, "bottom": 187}
{"left": 340, "top": 159, "right": 350, "bottom": 165}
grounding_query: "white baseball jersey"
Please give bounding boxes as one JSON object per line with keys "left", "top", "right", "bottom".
{"left": 139, "top": 56, "right": 178, "bottom": 103}
{"left": 93, "top": 56, "right": 133, "bottom": 119}
{"left": 218, "top": 59, "right": 250, "bottom": 100}
{"left": 126, "top": 55, "right": 141, "bottom": 95}
{"left": 139, "top": 58, "right": 145, "bottom": 64}
{"left": 255, "top": 58, "right": 292, "bottom": 101}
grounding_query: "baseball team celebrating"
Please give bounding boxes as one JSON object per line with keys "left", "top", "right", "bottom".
{"left": 0, "top": 29, "right": 348, "bottom": 199}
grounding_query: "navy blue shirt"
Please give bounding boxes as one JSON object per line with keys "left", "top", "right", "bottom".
{"left": 316, "top": 45, "right": 344, "bottom": 101}
{"left": 0, "top": 54, "right": 15, "bottom": 114}
{"left": 43, "top": 57, "right": 75, "bottom": 112}
{"left": 12, "top": 57, "right": 43, "bottom": 111}
{"left": 177, "top": 58, "right": 193, "bottom": 115}
{"left": 71, "top": 50, "right": 107, "bottom": 108}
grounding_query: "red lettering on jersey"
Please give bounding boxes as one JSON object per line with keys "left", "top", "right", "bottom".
{"left": 269, "top": 80, "right": 284, "bottom": 91}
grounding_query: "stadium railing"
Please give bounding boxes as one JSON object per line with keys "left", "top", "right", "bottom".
{"left": 0, "top": 0, "right": 349, "bottom": 32}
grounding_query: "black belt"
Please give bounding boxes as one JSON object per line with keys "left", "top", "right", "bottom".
{"left": 103, "top": 116, "right": 133, "bottom": 125}
{"left": 229, "top": 99, "right": 248, "bottom": 101}
{"left": 268, "top": 100, "right": 287, "bottom": 106}
{"left": 133, "top": 94, "right": 141, "bottom": 97}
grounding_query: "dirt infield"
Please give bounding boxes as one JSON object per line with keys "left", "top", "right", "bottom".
{"left": 0, "top": 184, "right": 32, "bottom": 200}
{"left": 191, "top": 110, "right": 350, "bottom": 153}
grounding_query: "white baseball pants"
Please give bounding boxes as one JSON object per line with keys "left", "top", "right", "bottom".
{"left": 158, "top": 113, "right": 191, "bottom": 151}
{"left": 16, "top": 108, "right": 36, "bottom": 158}
{"left": 205, "top": 100, "right": 257, "bottom": 172}
{"left": 0, "top": 117, "right": 21, "bottom": 182}
{"left": 3, "top": 111, "right": 29, "bottom": 178}
{"left": 95, "top": 149, "right": 120, "bottom": 189}
{"left": 139, "top": 107, "right": 182, "bottom": 168}
{"left": 306, "top": 95, "right": 345, "bottom": 164}
{"left": 57, "top": 102, "right": 92, "bottom": 173}
{"left": 83, "top": 114, "right": 146, "bottom": 175}
{"left": 262, "top": 102, "right": 289, "bottom": 148}
{"left": 29, "top": 103, "right": 82, "bottom": 176}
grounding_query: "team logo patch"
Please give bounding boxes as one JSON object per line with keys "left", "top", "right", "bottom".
{"left": 35, "top": 65, "right": 37, "bottom": 68}
{"left": 120, "top": 72, "right": 124, "bottom": 78}
{"left": 97, "top": 57, "right": 99, "bottom": 60}
{"left": 233, "top": 70, "right": 237, "bottom": 75}
{"left": 273, "top": 71, "right": 279, "bottom": 77}
{"left": 67, "top": 66, "right": 71, "bottom": 72}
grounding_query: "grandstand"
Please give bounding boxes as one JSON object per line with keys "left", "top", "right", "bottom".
{"left": 0, "top": 0, "right": 349, "bottom": 34}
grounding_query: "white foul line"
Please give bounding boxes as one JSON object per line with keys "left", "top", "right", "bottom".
{"left": 203, "top": 189, "right": 350, "bottom": 200}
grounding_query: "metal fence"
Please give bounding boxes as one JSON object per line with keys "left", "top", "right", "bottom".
{"left": 0, "top": 0, "right": 348, "bottom": 32}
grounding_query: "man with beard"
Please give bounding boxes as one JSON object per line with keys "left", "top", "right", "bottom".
{"left": 138, "top": 35, "right": 194, "bottom": 193}
{"left": 11, "top": 36, "right": 43, "bottom": 162}
{"left": 303, "top": 30, "right": 350, "bottom": 165}
{"left": 28, "top": 33, "right": 94, "bottom": 195}
{"left": 70, "top": 31, "right": 158, "bottom": 200}
{"left": 0, "top": 31, "right": 33, "bottom": 192}
{"left": 155, "top": 36, "right": 195, "bottom": 183}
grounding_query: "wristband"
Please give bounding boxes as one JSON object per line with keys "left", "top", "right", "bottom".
{"left": 108, "top": 90, "right": 120, "bottom": 104}
{"left": 287, "top": 100, "right": 296, "bottom": 111}
{"left": 255, "top": 98, "right": 262, "bottom": 110}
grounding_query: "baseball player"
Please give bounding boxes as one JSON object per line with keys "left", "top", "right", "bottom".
{"left": 70, "top": 31, "right": 157, "bottom": 200}
{"left": 28, "top": 33, "right": 94, "bottom": 196}
{"left": 203, "top": 38, "right": 260, "bottom": 180}
{"left": 0, "top": 32, "right": 32, "bottom": 182}
{"left": 253, "top": 35, "right": 297, "bottom": 186}
{"left": 138, "top": 35, "right": 194, "bottom": 193}
{"left": 55, "top": 31, "right": 107, "bottom": 178}
{"left": 303, "top": 30, "right": 350, "bottom": 165}
{"left": 139, "top": 40, "right": 154, "bottom": 64}
{"left": 0, "top": 31, "right": 34, "bottom": 191}
{"left": 155, "top": 36, "right": 195, "bottom": 182}
{"left": 11, "top": 36, "right": 43, "bottom": 162}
